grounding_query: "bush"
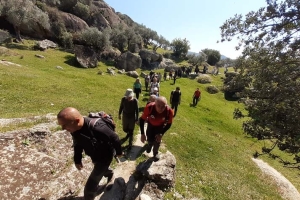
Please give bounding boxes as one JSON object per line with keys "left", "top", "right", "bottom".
{"left": 197, "top": 74, "right": 212, "bottom": 84}
{"left": 79, "top": 27, "right": 110, "bottom": 51}
{"left": 59, "top": 32, "right": 74, "bottom": 49}
{"left": 206, "top": 85, "right": 219, "bottom": 94}
{"left": 163, "top": 52, "right": 171, "bottom": 58}
{"left": 73, "top": 2, "right": 90, "bottom": 20}
{"left": 0, "top": 29, "right": 12, "bottom": 44}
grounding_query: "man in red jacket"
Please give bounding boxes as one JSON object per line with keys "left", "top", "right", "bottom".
{"left": 193, "top": 88, "right": 201, "bottom": 106}
{"left": 139, "top": 96, "right": 173, "bottom": 160}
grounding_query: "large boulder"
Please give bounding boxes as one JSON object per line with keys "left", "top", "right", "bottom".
{"left": 139, "top": 49, "right": 163, "bottom": 70}
{"left": 88, "top": 1, "right": 127, "bottom": 30}
{"left": 57, "top": 11, "right": 89, "bottom": 33}
{"left": 115, "top": 52, "right": 142, "bottom": 71}
{"left": 34, "top": 39, "right": 57, "bottom": 51}
{"left": 159, "top": 58, "right": 178, "bottom": 71}
{"left": 136, "top": 151, "right": 176, "bottom": 190}
{"left": 74, "top": 45, "right": 98, "bottom": 68}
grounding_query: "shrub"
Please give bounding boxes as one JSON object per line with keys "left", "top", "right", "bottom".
{"left": 206, "top": 85, "right": 219, "bottom": 94}
{"left": 79, "top": 27, "right": 110, "bottom": 51}
{"left": 197, "top": 74, "right": 212, "bottom": 84}
{"left": 163, "top": 52, "right": 171, "bottom": 58}
{"left": 73, "top": 2, "right": 90, "bottom": 20}
{"left": 59, "top": 32, "right": 74, "bottom": 49}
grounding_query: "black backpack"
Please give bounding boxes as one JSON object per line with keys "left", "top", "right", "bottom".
{"left": 88, "top": 111, "right": 116, "bottom": 131}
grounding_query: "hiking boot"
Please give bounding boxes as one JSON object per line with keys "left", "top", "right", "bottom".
{"left": 146, "top": 144, "right": 152, "bottom": 153}
{"left": 106, "top": 174, "right": 115, "bottom": 191}
{"left": 153, "top": 153, "right": 160, "bottom": 161}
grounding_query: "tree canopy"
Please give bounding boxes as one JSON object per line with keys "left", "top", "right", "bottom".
{"left": 201, "top": 48, "right": 221, "bottom": 66}
{"left": 170, "top": 38, "right": 190, "bottom": 58}
{"left": 220, "top": 0, "right": 300, "bottom": 168}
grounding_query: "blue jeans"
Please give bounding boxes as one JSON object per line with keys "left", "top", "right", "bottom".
{"left": 84, "top": 161, "right": 113, "bottom": 200}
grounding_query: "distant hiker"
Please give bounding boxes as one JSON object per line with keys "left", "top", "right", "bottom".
{"left": 150, "top": 77, "right": 160, "bottom": 95}
{"left": 173, "top": 72, "right": 177, "bottom": 84}
{"left": 163, "top": 71, "right": 167, "bottom": 81}
{"left": 152, "top": 87, "right": 159, "bottom": 97}
{"left": 170, "top": 87, "right": 181, "bottom": 117}
{"left": 57, "top": 107, "right": 123, "bottom": 200}
{"left": 193, "top": 88, "right": 201, "bottom": 106}
{"left": 139, "top": 96, "right": 173, "bottom": 161}
{"left": 147, "top": 94, "right": 157, "bottom": 105}
{"left": 133, "top": 78, "right": 142, "bottom": 99}
{"left": 145, "top": 74, "right": 150, "bottom": 91}
{"left": 157, "top": 72, "right": 162, "bottom": 83}
{"left": 118, "top": 89, "right": 139, "bottom": 149}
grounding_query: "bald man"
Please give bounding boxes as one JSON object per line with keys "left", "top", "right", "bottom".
{"left": 57, "top": 107, "right": 122, "bottom": 200}
{"left": 139, "top": 96, "right": 174, "bottom": 161}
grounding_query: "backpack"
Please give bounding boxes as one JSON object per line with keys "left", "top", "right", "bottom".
{"left": 88, "top": 111, "right": 116, "bottom": 131}
{"left": 148, "top": 103, "right": 171, "bottom": 126}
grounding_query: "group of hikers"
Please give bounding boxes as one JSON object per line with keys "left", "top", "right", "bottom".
{"left": 56, "top": 69, "right": 202, "bottom": 199}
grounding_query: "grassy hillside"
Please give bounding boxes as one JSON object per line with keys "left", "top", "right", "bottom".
{"left": 0, "top": 41, "right": 299, "bottom": 199}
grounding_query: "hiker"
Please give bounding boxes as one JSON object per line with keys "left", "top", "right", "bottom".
{"left": 147, "top": 94, "right": 157, "bottom": 105}
{"left": 163, "top": 71, "right": 167, "bottom": 81}
{"left": 57, "top": 107, "right": 123, "bottom": 200}
{"left": 150, "top": 77, "right": 160, "bottom": 95}
{"left": 144, "top": 74, "right": 150, "bottom": 91}
{"left": 170, "top": 87, "right": 181, "bottom": 117}
{"left": 152, "top": 87, "right": 159, "bottom": 97}
{"left": 139, "top": 96, "right": 174, "bottom": 160}
{"left": 133, "top": 78, "right": 142, "bottom": 99}
{"left": 193, "top": 88, "right": 201, "bottom": 106}
{"left": 173, "top": 72, "right": 177, "bottom": 84}
{"left": 118, "top": 89, "right": 139, "bottom": 149}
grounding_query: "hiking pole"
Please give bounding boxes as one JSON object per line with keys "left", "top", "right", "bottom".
{"left": 114, "top": 155, "right": 121, "bottom": 163}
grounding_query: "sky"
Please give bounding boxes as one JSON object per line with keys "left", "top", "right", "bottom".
{"left": 104, "top": 0, "right": 268, "bottom": 59}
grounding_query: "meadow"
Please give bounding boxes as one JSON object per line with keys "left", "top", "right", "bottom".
{"left": 0, "top": 41, "right": 299, "bottom": 199}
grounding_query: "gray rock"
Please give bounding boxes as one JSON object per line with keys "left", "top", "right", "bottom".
{"left": 74, "top": 45, "right": 98, "bottom": 68}
{"left": 115, "top": 52, "right": 142, "bottom": 71}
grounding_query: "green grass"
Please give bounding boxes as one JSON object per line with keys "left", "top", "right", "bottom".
{"left": 1, "top": 41, "right": 299, "bottom": 199}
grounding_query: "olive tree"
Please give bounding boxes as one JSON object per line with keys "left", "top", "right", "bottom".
{"left": 201, "top": 48, "right": 221, "bottom": 66}
{"left": 170, "top": 38, "right": 190, "bottom": 58}
{"left": 220, "top": 0, "right": 300, "bottom": 167}
{"left": 0, "top": 0, "right": 50, "bottom": 42}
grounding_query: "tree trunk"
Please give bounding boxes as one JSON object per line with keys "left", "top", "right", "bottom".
{"left": 13, "top": 25, "right": 23, "bottom": 42}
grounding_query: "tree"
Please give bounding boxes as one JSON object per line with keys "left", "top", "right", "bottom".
{"left": 170, "top": 38, "right": 190, "bottom": 58}
{"left": 220, "top": 0, "right": 300, "bottom": 167}
{"left": 79, "top": 27, "right": 110, "bottom": 51}
{"left": 0, "top": 0, "right": 50, "bottom": 42}
{"left": 201, "top": 48, "right": 221, "bottom": 66}
{"left": 187, "top": 52, "right": 207, "bottom": 66}
{"left": 134, "top": 24, "right": 158, "bottom": 47}
{"left": 153, "top": 35, "right": 170, "bottom": 52}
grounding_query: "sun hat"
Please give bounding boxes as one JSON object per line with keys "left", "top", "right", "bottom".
{"left": 124, "top": 88, "right": 134, "bottom": 97}
{"left": 153, "top": 87, "right": 158, "bottom": 91}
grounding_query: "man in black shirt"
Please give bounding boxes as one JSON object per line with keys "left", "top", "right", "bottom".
{"left": 57, "top": 107, "right": 122, "bottom": 200}
{"left": 170, "top": 87, "right": 181, "bottom": 117}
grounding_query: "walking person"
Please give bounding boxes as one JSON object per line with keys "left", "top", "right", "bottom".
{"left": 145, "top": 74, "right": 150, "bottom": 91}
{"left": 139, "top": 96, "right": 174, "bottom": 160}
{"left": 118, "top": 89, "right": 139, "bottom": 149}
{"left": 193, "top": 88, "right": 201, "bottom": 106}
{"left": 133, "top": 78, "right": 142, "bottom": 99}
{"left": 170, "top": 87, "right": 181, "bottom": 117}
{"left": 57, "top": 107, "right": 123, "bottom": 200}
{"left": 150, "top": 77, "right": 160, "bottom": 95}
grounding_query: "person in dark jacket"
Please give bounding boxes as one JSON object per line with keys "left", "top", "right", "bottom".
{"left": 57, "top": 107, "right": 123, "bottom": 200}
{"left": 170, "top": 87, "right": 181, "bottom": 117}
{"left": 118, "top": 89, "right": 139, "bottom": 149}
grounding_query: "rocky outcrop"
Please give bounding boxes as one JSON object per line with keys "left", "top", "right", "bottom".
{"left": 115, "top": 52, "right": 142, "bottom": 71}
{"left": 139, "top": 49, "right": 163, "bottom": 70}
{"left": 74, "top": 45, "right": 98, "bottom": 68}
{"left": 57, "top": 11, "right": 89, "bottom": 33}
{"left": 88, "top": 1, "right": 127, "bottom": 30}
{"left": 0, "top": 117, "right": 177, "bottom": 200}
{"left": 34, "top": 39, "right": 57, "bottom": 51}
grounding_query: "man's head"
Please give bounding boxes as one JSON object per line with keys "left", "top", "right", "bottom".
{"left": 155, "top": 96, "right": 167, "bottom": 113}
{"left": 176, "top": 87, "right": 180, "bottom": 91}
{"left": 57, "top": 107, "right": 84, "bottom": 133}
{"left": 149, "top": 94, "right": 157, "bottom": 103}
{"left": 124, "top": 88, "right": 134, "bottom": 100}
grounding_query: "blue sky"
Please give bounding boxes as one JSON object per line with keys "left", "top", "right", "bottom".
{"left": 104, "top": 0, "right": 268, "bottom": 59}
